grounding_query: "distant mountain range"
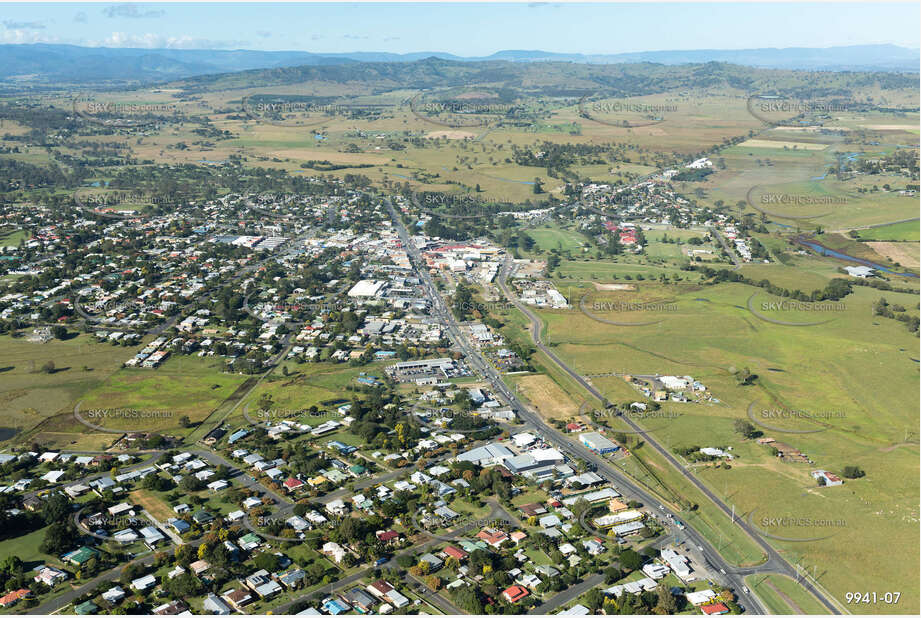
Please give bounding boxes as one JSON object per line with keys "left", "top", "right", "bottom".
{"left": 0, "top": 43, "right": 917, "bottom": 87}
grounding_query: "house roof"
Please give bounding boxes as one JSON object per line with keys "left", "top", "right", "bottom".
{"left": 701, "top": 602, "right": 730, "bottom": 615}
{"left": 476, "top": 528, "right": 509, "bottom": 545}
{"left": 502, "top": 585, "right": 530, "bottom": 603}
{"left": 377, "top": 530, "right": 400, "bottom": 542}
{"left": 444, "top": 546, "right": 468, "bottom": 560}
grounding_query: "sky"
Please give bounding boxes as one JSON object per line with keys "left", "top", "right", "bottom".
{"left": 1, "top": 2, "right": 918, "bottom": 55}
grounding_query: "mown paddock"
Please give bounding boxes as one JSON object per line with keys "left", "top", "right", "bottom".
{"left": 537, "top": 276, "right": 919, "bottom": 611}
{"left": 745, "top": 573, "right": 831, "bottom": 615}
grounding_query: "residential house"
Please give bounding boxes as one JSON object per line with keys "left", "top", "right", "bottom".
{"left": 502, "top": 585, "right": 530, "bottom": 604}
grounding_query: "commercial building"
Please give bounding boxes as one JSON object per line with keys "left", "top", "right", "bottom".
{"left": 579, "top": 432, "right": 619, "bottom": 454}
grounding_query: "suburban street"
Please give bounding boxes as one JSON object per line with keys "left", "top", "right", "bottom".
{"left": 384, "top": 196, "right": 786, "bottom": 615}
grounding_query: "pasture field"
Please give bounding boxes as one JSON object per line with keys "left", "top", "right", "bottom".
{"left": 0, "top": 227, "right": 27, "bottom": 247}
{"left": 864, "top": 241, "right": 920, "bottom": 268}
{"left": 129, "top": 489, "right": 175, "bottom": 523}
{"left": 525, "top": 224, "right": 587, "bottom": 253}
{"left": 536, "top": 273, "right": 919, "bottom": 610}
{"left": 745, "top": 574, "right": 831, "bottom": 615}
{"left": 507, "top": 373, "right": 580, "bottom": 420}
{"left": 0, "top": 526, "right": 60, "bottom": 571}
{"left": 0, "top": 333, "right": 131, "bottom": 445}
{"left": 225, "top": 359, "right": 393, "bottom": 426}
{"left": 73, "top": 355, "right": 248, "bottom": 435}
{"left": 811, "top": 232, "right": 919, "bottom": 273}
{"left": 854, "top": 220, "right": 920, "bottom": 241}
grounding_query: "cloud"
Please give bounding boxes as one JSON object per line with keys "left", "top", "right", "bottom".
{"left": 256, "top": 30, "right": 271, "bottom": 38}
{"left": 342, "top": 34, "right": 369, "bottom": 40}
{"left": 96, "top": 31, "right": 248, "bottom": 49}
{"left": 3, "top": 20, "right": 46, "bottom": 30}
{"left": 74, "top": 12, "right": 88, "bottom": 23}
{"left": 103, "top": 5, "right": 166, "bottom": 19}
{"left": 0, "top": 29, "right": 59, "bottom": 44}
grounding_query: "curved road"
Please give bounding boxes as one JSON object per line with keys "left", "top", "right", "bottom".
{"left": 495, "top": 256, "right": 842, "bottom": 614}
{"left": 384, "top": 198, "right": 783, "bottom": 613}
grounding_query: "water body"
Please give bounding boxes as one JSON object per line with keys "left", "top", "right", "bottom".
{"left": 0, "top": 427, "right": 20, "bottom": 442}
{"left": 799, "top": 240, "right": 919, "bottom": 278}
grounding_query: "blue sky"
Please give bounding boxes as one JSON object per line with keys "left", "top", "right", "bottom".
{"left": 1, "top": 2, "right": 918, "bottom": 54}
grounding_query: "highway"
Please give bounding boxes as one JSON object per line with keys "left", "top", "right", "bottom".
{"left": 493, "top": 255, "right": 842, "bottom": 615}
{"left": 383, "top": 196, "right": 826, "bottom": 615}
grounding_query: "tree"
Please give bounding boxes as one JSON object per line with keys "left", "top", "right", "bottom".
{"left": 424, "top": 575, "right": 442, "bottom": 590}
{"left": 41, "top": 361, "right": 55, "bottom": 374}
{"left": 842, "top": 466, "right": 865, "bottom": 479}
{"left": 40, "top": 520, "right": 78, "bottom": 555}
{"left": 178, "top": 415, "right": 191, "bottom": 428}
{"left": 733, "top": 419, "right": 760, "bottom": 439}
{"left": 655, "top": 581, "right": 678, "bottom": 613}
{"left": 619, "top": 548, "right": 642, "bottom": 571}
{"left": 254, "top": 551, "right": 280, "bottom": 572}
{"left": 584, "top": 588, "right": 605, "bottom": 611}
{"left": 41, "top": 493, "right": 71, "bottom": 525}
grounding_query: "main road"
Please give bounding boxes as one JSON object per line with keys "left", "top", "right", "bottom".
{"left": 385, "top": 197, "right": 839, "bottom": 615}
{"left": 493, "top": 255, "right": 842, "bottom": 614}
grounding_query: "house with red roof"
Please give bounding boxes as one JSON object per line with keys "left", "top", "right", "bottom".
{"left": 443, "top": 546, "right": 468, "bottom": 561}
{"left": 0, "top": 589, "right": 31, "bottom": 608}
{"left": 376, "top": 530, "right": 401, "bottom": 544}
{"left": 502, "top": 585, "right": 530, "bottom": 604}
{"left": 701, "top": 602, "right": 730, "bottom": 615}
{"left": 283, "top": 477, "right": 305, "bottom": 493}
{"left": 476, "top": 528, "right": 509, "bottom": 548}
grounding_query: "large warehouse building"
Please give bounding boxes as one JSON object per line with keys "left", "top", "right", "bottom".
{"left": 580, "top": 432, "right": 619, "bottom": 454}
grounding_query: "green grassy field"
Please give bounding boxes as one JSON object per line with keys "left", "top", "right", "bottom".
{"left": 534, "top": 274, "right": 919, "bottom": 610}
{"left": 74, "top": 355, "right": 248, "bottom": 435}
{"left": 745, "top": 574, "right": 831, "bottom": 615}
{"left": 0, "top": 333, "right": 131, "bottom": 446}
{"left": 0, "top": 526, "right": 59, "bottom": 569}
{"left": 853, "top": 220, "right": 920, "bottom": 242}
